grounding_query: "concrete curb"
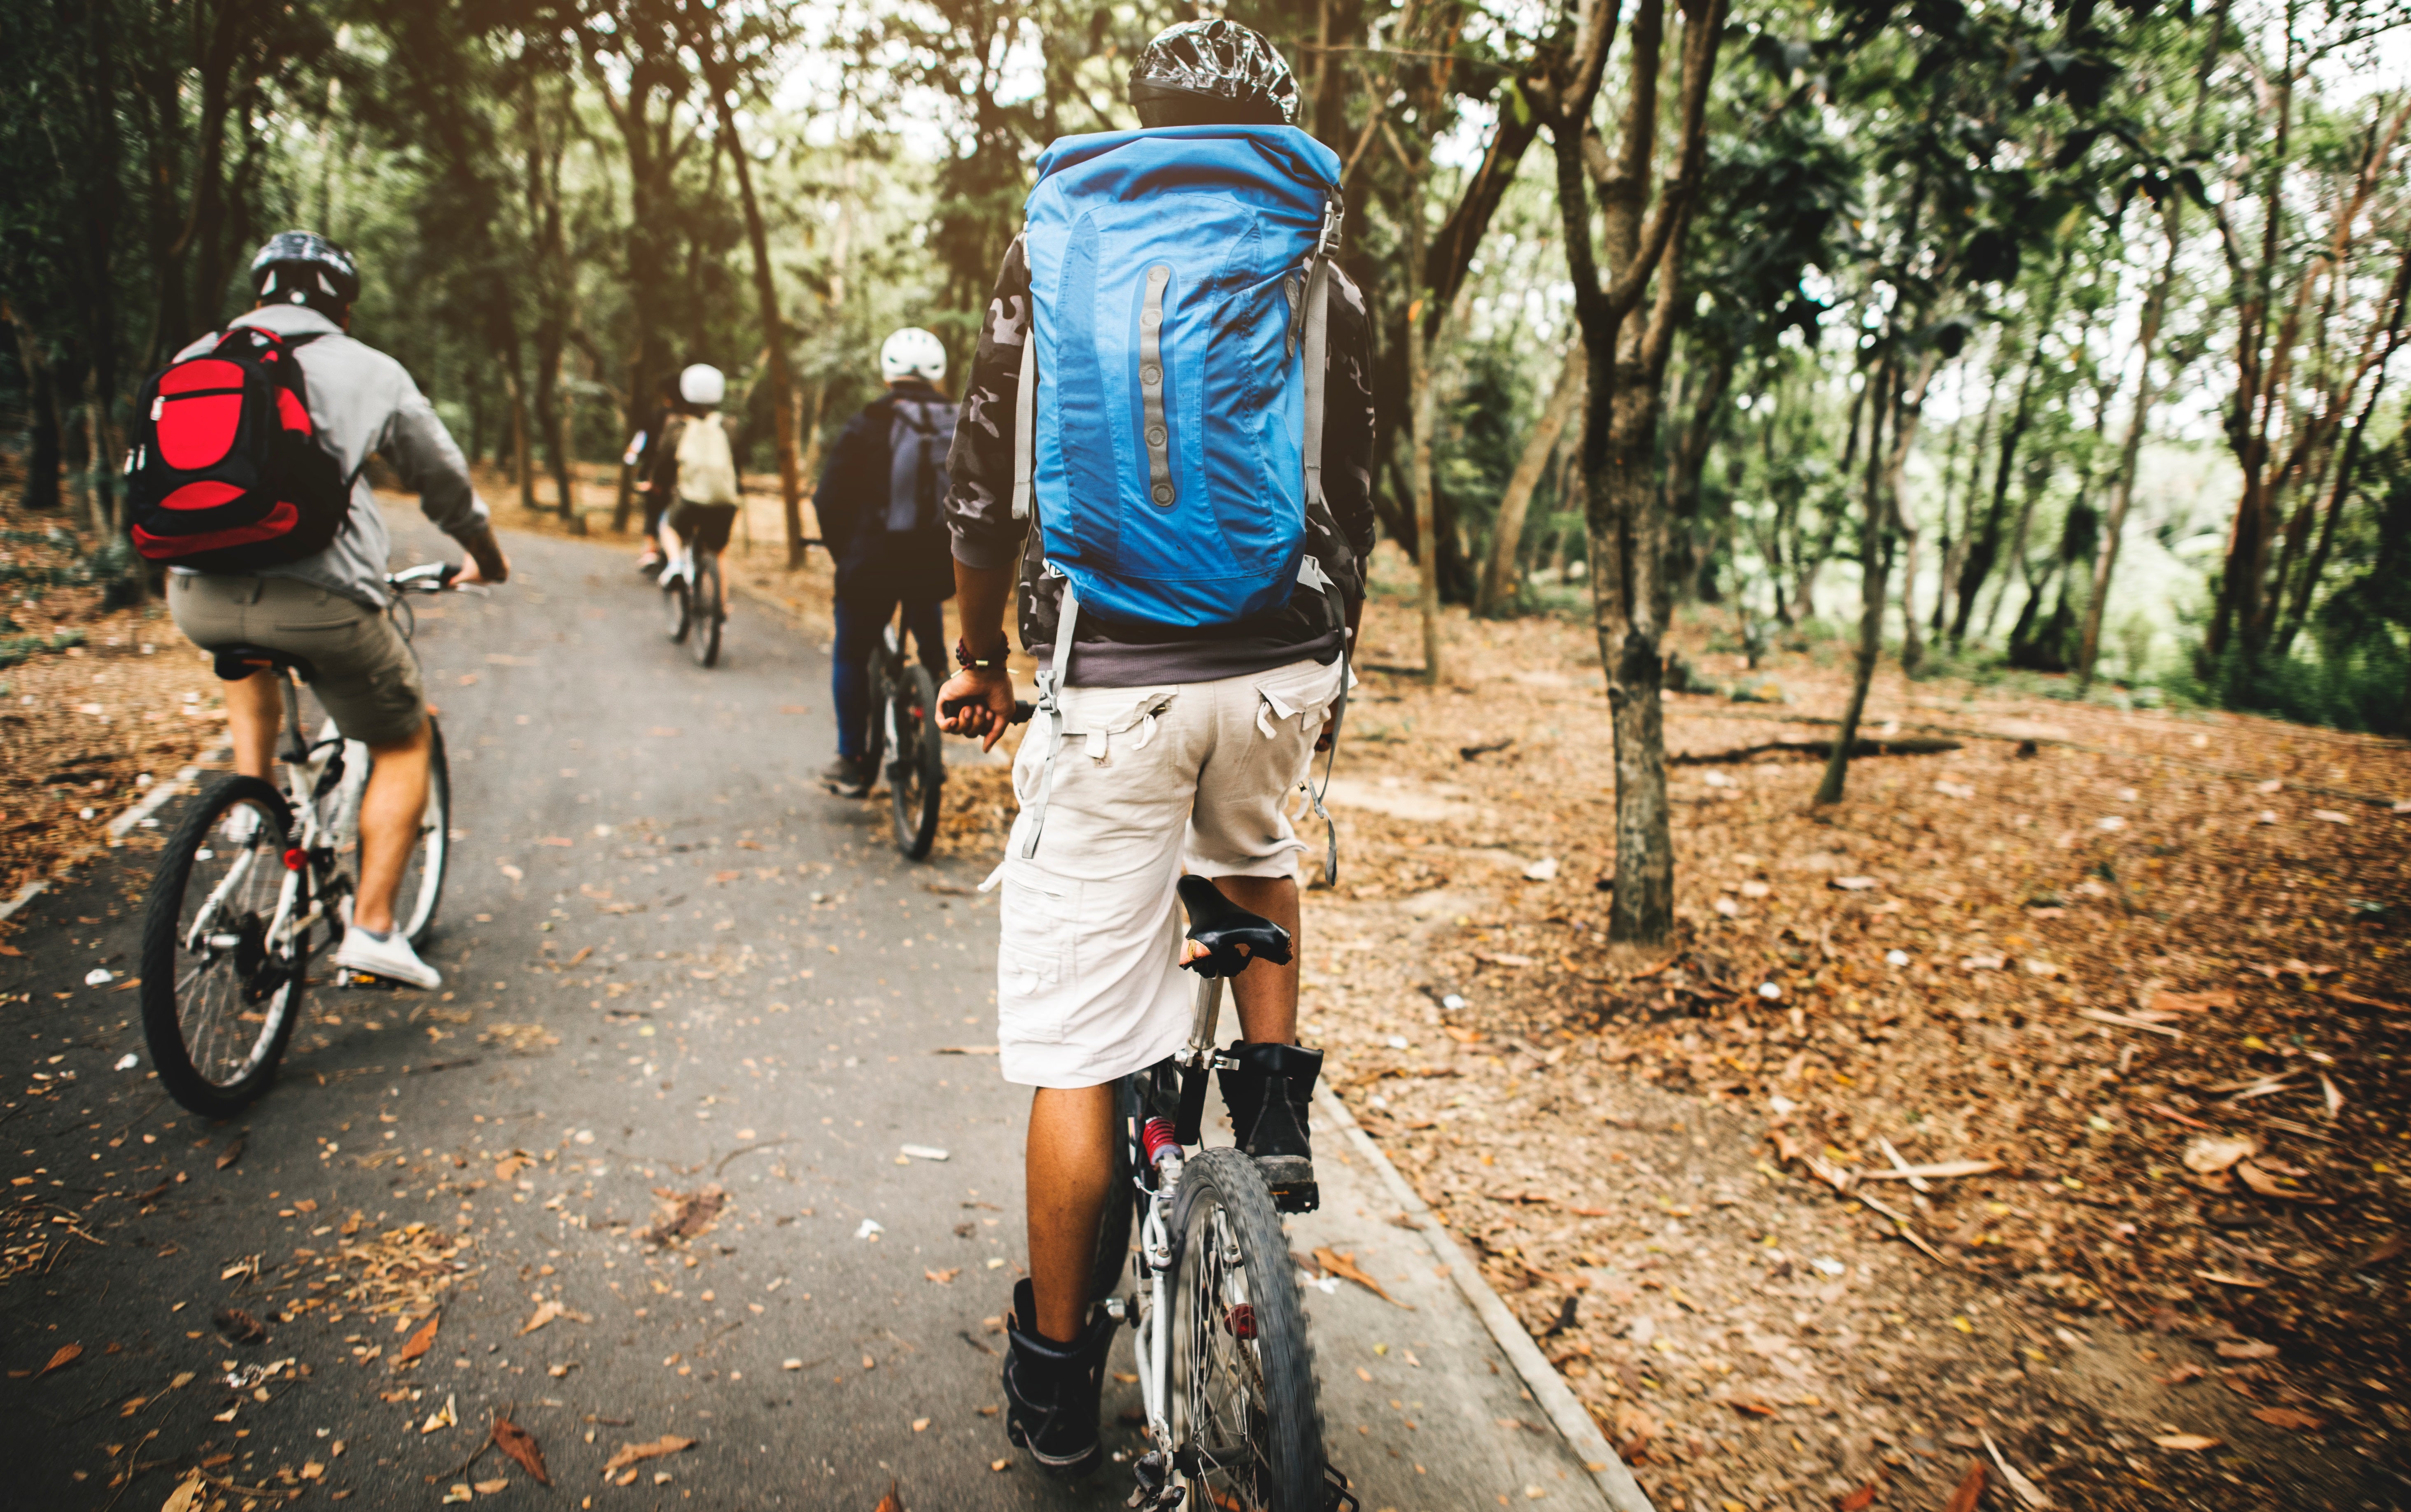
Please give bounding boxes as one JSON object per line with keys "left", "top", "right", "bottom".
{"left": 1316, "top": 1086, "right": 1658, "bottom": 1512}
{"left": 0, "top": 740, "right": 233, "bottom": 925}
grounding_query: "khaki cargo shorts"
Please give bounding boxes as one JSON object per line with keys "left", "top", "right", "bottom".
{"left": 991, "top": 657, "right": 1344, "bottom": 1089}
{"left": 168, "top": 573, "right": 427, "bottom": 748}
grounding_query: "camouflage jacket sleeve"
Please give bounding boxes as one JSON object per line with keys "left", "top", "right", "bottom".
{"left": 1322, "top": 266, "right": 1379, "bottom": 572}
{"left": 943, "top": 235, "right": 1031, "bottom": 574}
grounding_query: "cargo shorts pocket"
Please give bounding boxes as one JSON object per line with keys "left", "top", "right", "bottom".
{"left": 1250, "top": 660, "right": 1343, "bottom": 739}
{"left": 996, "top": 869, "right": 1073, "bottom": 1046}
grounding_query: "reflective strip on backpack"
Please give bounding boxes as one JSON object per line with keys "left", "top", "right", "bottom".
{"left": 1300, "top": 253, "right": 1331, "bottom": 514}
{"left": 1139, "top": 265, "right": 1175, "bottom": 509}
{"left": 1010, "top": 333, "right": 1037, "bottom": 522}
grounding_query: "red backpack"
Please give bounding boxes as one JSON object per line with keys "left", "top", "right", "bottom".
{"left": 124, "top": 326, "right": 353, "bottom": 571}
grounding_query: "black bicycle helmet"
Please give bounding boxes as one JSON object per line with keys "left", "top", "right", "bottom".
{"left": 248, "top": 231, "right": 361, "bottom": 317}
{"left": 1128, "top": 19, "right": 1299, "bottom": 128}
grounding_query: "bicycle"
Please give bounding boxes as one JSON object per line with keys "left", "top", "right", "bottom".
{"left": 660, "top": 531, "right": 725, "bottom": 668}
{"left": 860, "top": 611, "right": 949, "bottom": 859}
{"left": 138, "top": 562, "right": 460, "bottom": 1118}
{"left": 1088, "top": 875, "right": 1357, "bottom": 1512}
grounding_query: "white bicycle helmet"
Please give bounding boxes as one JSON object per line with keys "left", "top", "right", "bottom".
{"left": 880, "top": 327, "right": 947, "bottom": 385}
{"left": 678, "top": 363, "right": 726, "bottom": 407}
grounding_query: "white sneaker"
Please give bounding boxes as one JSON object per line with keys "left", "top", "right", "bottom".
{"left": 335, "top": 925, "right": 442, "bottom": 990}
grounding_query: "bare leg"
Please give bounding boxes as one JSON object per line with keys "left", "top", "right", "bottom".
{"left": 657, "top": 516, "right": 684, "bottom": 564}
{"left": 1215, "top": 874, "right": 1301, "bottom": 1045}
{"left": 1025, "top": 1083, "right": 1114, "bottom": 1343}
{"left": 223, "top": 670, "right": 283, "bottom": 781}
{"left": 351, "top": 717, "right": 431, "bottom": 935}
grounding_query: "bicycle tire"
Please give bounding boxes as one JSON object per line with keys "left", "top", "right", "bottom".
{"left": 140, "top": 776, "right": 308, "bottom": 1119}
{"left": 1166, "top": 1146, "right": 1328, "bottom": 1511}
{"left": 889, "top": 662, "right": 945, "bottom": 859}
{"left": 691, "top": 552, "right": 723, "bottom": 668}
{"left": 662, "top": 574, "right": 691, "bottom": 643}
{"left": 860, "top": 644, "right": 891, "bottom": 780}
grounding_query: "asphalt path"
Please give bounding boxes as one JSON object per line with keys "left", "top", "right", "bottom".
{"left": 0, "top": 515, "right": 1616, "bottom": 1511}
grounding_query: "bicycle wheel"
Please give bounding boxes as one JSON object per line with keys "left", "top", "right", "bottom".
{"left": 140, "top": 776, "right": 309, "bottom": 1119}
{"left": 1166, "top": 1146, "right": 1328, "bottom": 1511}
{"left": 859, "top": 645, "right": 892, "bottom": 781}
{"left": 662, "top": 573, "right": 691, "bottom": 643}
{"left": 690, "top": 551, "right": 723, "bottom": 668}
{"left": 887, "top": 662, "right": 946, "bottom": 859}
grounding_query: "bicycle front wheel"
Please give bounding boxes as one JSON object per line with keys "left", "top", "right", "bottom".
{"left": 690, "top": 552, "right": 723, "bottom": 668}
{"left": 140, "top": 776, "right": 309, "bottom": 1118}
{"left": 888, "top": 662, "right": 945, "bottom": 859}
{"left": 1167, "top": 1146, "right": 1328, "bottom": 1510}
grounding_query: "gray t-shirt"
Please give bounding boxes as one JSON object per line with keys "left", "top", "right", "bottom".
{"left": 168, "top": 305, "right": 492, "bottom": 609}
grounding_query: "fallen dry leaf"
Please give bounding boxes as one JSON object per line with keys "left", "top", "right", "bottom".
{"left": 874, "top": 1480, "right": 902, "bottom": 1512}
{"left": 2182, "top": 1135, "right": 2257, "bottom": 1176}
{"left": 600, "top": 1434, "right": 694, "bottom": 1477}
{"left": 212, "top": 1308, "right": 268, "bottom": 1346}
{"left": 473, "top": 1480, "right": 508, "bottom": 1495}
{"left": 160, "top": 1471, "right": 206, "bottom": 1512}
{"left": 645, "top": 1186, "right": 728, "bottom": 1246}
{"left": 1311, "top": 1246, "right": 1409, "bottom": 1307}
{"left": 495, "top": 1157, "right": 526, "bottom": 1182}
{"left": 2250, "top": 1405, "right": 2326, "bottom": 1432}
{"left": 2234, "top": 1160, "right": 2333, "bottom": 1204}
{"left": 2154, "top": 989, "right": 2237, "bottom": 1013}
{"left": 1940, "top": 1459, "right": 1987, "bottom": 1512}
{"left": 492, "top": 1414, "right": 551, "bottom": 1485}
{"left": 396, "top": 1313, "right": 440, "bottom": 1364}
{"left": 1837, "top": 1481, "right": 1879, "bottom": 1512}
{"left": 2215, "top": 1340, "right": 2278, "bottom": 1361}
{"left": 924, "top": 1268, "right": 961, "bottom": 1285}
{"left": 2151, "top": 1433, "right": 2220, "bottom": 1451}
{"left": 1611, "top": 1404, "right": 1659, "bottom": 1462}
{"left": 2163, "top": 1363, "right": 2208, "bottom": 1385}
{"left": 216, "top": 1137, "right": 243, "bottom": 1170}
{"left": 519, "top": 1300, "right": 562, "bottom": 1335}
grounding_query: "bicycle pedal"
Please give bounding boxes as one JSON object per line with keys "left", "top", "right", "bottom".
{"left": 1323, "top": 1464, "right": 1360, "bottom": 1512}
{"left": 1270, "top": 1181, "right": 1320, "bottom": 1215}
{"left": 334, "top": 967, "right": 405, "bottom": 990}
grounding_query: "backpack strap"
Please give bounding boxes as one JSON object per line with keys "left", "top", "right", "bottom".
{"left": 1010, "top": 333, "right": 1037, "bottom": 521}
{"left": 1017, "top": 576, "right": 1080, "bottom": 860}
{"left": 1300, "top": 198, "right": 1339, "bottom": 515}
{"left": 1304, "top": 576, "right": 1350, "bottom": 890}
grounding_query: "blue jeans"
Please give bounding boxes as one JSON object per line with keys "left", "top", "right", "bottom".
{"left": 834, "top": 593, "right": 947, "bottom": 759}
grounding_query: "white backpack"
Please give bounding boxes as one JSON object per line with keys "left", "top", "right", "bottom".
{"left": 675, "top": 412, "right": 740, "bottom": 506}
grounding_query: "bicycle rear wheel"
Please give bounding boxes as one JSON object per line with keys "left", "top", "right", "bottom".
{"left": 662, "top": 573, "right": 691, "bottom": 643}
{"left": 860, "top": 643, "right": 892, "bottom": 781}
{"left": 140, "top": 776, "right": 309, "bottom": 1118}
{"left": 690, "top": 551, "right": 723, "bottom": 667}
{"left": 887, "top": 662, "right": 946, "bottom": 859}
{"left": 1167, "top": 1146, "right": 1328, "bottom": 1511}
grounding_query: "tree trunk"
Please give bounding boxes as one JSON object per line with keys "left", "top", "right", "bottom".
{"left": 2078, "top": 207, "right": 2181, "bottom": 687}
{"left": 1819, "top": 351, "right": 1936, "bottom": 801}
{"left": 702, "top": 64, "right": 804, "bottom": 571}
{"left": 1405, "top": 176, "right": 1444, "bottom": 684}
{"left": 502, "top": 360, "right": 536, "bottom": 512}
{"left": 7, "top": 312, "right": 64, "bottom": 513}
{"left": 1952, "top": 251, "right": 2070, "bottom": 644}
{"left": 1478, "top": 338, "right": 1585, "bottom": 615}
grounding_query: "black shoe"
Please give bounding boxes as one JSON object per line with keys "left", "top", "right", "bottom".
{"left": 818, "top": 754, "right": 873, "bottom": 797}
{"left": 1001, "top": 1278, "right": 1115, "bottom": 1479}
{"left": 1218, "top": 1041, "right": 1324, "bottom": 1213}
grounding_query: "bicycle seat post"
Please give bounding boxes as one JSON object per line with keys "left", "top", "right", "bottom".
{"left": 1184, "top": 973, "right": 1226, "bottom": 1068}
{"left": 277, "top": 671, "right": 308, "bottom": 768}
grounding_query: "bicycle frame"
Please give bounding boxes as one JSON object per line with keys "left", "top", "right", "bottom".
{"left": 181, "top": 674, "right": 347, "bottom": 964}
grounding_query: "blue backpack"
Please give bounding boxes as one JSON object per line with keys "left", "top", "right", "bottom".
{"left": 1011, "top": 124, "right": 1344, "bottom": 628}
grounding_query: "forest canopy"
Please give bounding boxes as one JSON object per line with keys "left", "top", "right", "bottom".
{"left": 3, "top": 0, "right": 2407, "bottom": 940}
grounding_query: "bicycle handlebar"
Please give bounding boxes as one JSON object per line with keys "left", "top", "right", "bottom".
{"left": 386, "top": 561, "right": 463, "bottom": 594}
{"left": 940, "top": 694, "right": 1036, "bottom": 727}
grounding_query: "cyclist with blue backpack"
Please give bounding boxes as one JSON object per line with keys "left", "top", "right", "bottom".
{"left": 813, "top": 327, "right": 959, "bottom": 797}
{"left": 934, "top": 21, "right": 1377, "bottom": 1479}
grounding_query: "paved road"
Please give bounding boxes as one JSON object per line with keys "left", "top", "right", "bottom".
{"left": 0, "top": 517, "right": 1614, "bottom": 1510}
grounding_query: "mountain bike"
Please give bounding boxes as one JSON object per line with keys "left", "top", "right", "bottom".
{"left": 1092, "top": 876, "right": 1356, "bottom": 1512}
{"left": 660, "top": 527, "right": 726, "bottom": 668}
{"left": 138, "top": 563, "right": 459, "bottom": 1118}
{"left": 861, "top": 611, "right": 948, "bottom": 859}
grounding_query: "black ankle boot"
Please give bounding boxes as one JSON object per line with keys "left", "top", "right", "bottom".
{"left": 1217, "top": 1041, "right": 1323, "bottom": 1213}
{"left": 1001, "top": 1277, "right": 1116, "bottom": 1479}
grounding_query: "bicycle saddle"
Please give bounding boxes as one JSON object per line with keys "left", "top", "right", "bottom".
{"left": 208, "top": 644, "right": 317, "bottom": 683}
{"left": 1177, "top": 875, "right": 1293, "bottom": 978}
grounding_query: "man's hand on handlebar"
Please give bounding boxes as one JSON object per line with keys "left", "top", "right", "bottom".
{"left": 937, "top": 666, "right": 1017, "bottom": 753}
{"left": 455, "top": 528, "right": 512, "bottom": 587}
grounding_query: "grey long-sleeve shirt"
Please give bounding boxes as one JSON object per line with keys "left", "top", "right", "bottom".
{"left": 168, "top": 304, "right": 492, "bottom": 609}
